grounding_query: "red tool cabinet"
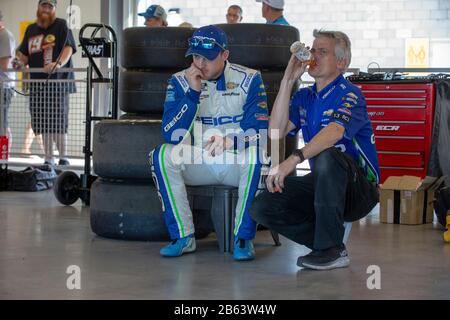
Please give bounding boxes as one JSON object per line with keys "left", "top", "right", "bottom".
{"left": 353, "top": 82, "right": 435, "bottom": 183}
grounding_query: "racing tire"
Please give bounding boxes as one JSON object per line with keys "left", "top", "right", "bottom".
{"left": 121, "top": 27, "right": 195, "bottom": 69}
{"left": 214, "top": 23, "right": 300, "bottom": 69}
{"left": 119, "top": 70, "right": 296, "bottom": 115}
{"left": 93, "top": 120, "right": 164, "bottom": 180}
{"left": 119, "top": 70, "right": 175, "bottom": 114}
{"left": 119, "top": 113, "right": 163, "bottom": 121}
{"left": 90, "top": 179, "right": 213, "bottom": 241}
{"left": 260, "top": 70, "right": 299, "bottom": 112}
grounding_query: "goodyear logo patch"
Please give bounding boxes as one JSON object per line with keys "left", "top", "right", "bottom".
{"left": 323, "top": 109, "right": 334, "bottom": 116}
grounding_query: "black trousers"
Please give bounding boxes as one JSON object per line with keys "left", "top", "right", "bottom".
{"left": 250, "top": 148, "right": 379, "bottom": 250}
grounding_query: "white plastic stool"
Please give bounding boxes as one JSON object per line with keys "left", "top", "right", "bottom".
{"left": 343, "top": 222, "right": 352, "bottom": 244}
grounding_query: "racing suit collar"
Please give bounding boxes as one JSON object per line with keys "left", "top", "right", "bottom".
{"left": 312, "top": 74, "right": 345, "bottom": 99}
{"left": 206, "top": 61, "right": 228, "bottom": 91}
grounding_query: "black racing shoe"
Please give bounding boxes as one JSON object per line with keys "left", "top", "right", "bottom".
{"left": 297, "top": 244, "right": 350, "bottom": 271}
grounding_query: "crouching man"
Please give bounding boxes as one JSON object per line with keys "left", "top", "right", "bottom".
{"left": 250, "top": 30, "right": 380, "bottom": 270}
{"left": 150, "top": 25, "right": 269, "bottom": 261}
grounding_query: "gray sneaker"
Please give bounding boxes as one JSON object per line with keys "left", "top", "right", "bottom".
{"left": 297, "top": 244, "right": 350, "bottom": 271}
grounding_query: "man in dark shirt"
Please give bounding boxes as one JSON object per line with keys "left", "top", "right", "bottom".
{"left": 16, "top": 0, "right": 76, "bottom": 166}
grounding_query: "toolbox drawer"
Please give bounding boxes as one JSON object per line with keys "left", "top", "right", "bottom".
{"left": 372, "top": 121, "right": 426, "bottom": 137}
{"left": 379, "top": 167, "right": 427, "bottom": 181}
{"left": 378, "top": 152, "right": 424, "bottom": 168}
{"left": 367, "top": 106, "right": 427, "bottom": 121}
{"left": 374, "top": 136, "right": 425, "bottom": 152}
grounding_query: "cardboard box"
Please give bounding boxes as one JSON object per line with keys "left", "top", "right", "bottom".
{"left": 379, "top": 175, "right": 445, "bottom": 225}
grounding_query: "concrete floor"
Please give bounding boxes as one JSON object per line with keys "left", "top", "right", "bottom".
{"left": 0, "top": 190, "right": 449, "bottom": 300}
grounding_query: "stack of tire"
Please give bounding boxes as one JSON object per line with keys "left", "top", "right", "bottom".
{"left": 90, "top": 24, "right": 300, "bottom": 241}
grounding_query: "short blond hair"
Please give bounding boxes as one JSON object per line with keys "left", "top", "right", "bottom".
{"left": 313, "top": 29, "right": 352, "bottom": 72}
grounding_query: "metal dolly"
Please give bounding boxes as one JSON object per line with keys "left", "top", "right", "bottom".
{"left": 54, "top": 23, "right": 118, "bottom": 206}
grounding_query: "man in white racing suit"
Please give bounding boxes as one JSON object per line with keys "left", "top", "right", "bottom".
{"left": 150, "top": 25, "right": 269, "bottom": 260}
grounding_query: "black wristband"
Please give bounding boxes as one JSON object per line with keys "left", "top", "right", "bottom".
{"left": 292, "top": 148, "right": 305, "bottom": 163}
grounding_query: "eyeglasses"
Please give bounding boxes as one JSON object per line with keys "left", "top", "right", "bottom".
{"left": 189, "top": 36, "right": 226, "bottom": 51}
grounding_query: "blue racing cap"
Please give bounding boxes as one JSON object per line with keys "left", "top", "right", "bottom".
{"left": 138, "top": 5, "right": 167, "bottom": 21}
{"left": 185, "top": 25, "right": 228, "bottom": 61}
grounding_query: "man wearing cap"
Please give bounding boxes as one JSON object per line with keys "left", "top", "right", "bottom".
{"left": 256, "top": 0, "right": 289, "bottom": 25}
{"left": 15, "top": 0, "right": 77, "bottom": 166}
{"left": 150, "top": 25, "right": 269, "bottom": 261}
{"left": 0, "top": 10, "right": 16, "bottom": 147}
{"left": 138, "top": 5, "right": 168, "bottom": 27}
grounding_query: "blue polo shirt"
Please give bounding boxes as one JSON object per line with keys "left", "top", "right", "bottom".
{"left": 269, "top": 16, "right": 289, "bottom": 25}
{"left": 288, "top": 74, "right": 380, "bottom": 183}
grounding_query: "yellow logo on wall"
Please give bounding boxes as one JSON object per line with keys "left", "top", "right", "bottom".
{"left": 405, "top": 38, "right": 429, "bottom": 68}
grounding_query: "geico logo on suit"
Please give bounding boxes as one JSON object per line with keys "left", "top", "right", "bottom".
{"left": 164, "top": 104, "right": 189, "bottom": 132}
{"left": 196, "top": 114, "right": 244, "bottom": 126}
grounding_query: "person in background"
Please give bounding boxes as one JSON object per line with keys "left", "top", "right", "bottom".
{"left": 0, "top": 10, "right": 16, "bottom": 149}
{"left": 138, "top": 4, "right": 168, "bottom": 27}
{"left": 226, "top": 5, "right": 243, "bottom": 24}
{"left": 256, "top": 0, "right": 289, "bottom": 25}
{"left": 15, "top": 0, "right": 77, "bottom": 166}
{"left": 179, "top": 22, "right": 193, "bottom": 28}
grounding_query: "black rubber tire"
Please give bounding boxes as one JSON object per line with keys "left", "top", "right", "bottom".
{"left": 54, "top": 171, "right": 81, "bottom": 206}
{"left": 90, "top": 179, "right": 212, "bottom": 241}
{"left": 119, "top": 70, "right": 175, "bottom": 115}
{"left": 119, "top": 113, "right": 162, "bottom": 121}
{"left": 214, "top": 23, "right": 300, "bottom": 69}
{"left": 93, "top": 120, "right": 165, "bottom": 180}
{"left": 121, "top": 27, "right": 195, "bottom": 69}
{"left": 119, "top": 70, "right": 295, "bottom": 115}
{"left": 260, "top": 70, "right": 299, "bottom": 112}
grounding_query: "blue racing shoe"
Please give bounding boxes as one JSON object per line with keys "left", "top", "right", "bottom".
{"left": 233, "top": 238, "right": 255, "bottom": 261}
{"left": 160, "top": 235, "right": 196, "bottom": 257}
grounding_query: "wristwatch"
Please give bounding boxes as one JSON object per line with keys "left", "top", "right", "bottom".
{"left": 291, "top": 148, "right": 305, "bottom": 163}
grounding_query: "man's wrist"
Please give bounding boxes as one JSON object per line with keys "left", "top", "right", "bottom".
{"left": 291, "top": 148, "right": 305, "bottom": 164}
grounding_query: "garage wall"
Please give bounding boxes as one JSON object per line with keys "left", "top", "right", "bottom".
{"left": 137, "top": 0, "right": 450, "bottom": 70}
